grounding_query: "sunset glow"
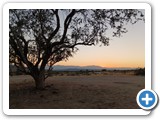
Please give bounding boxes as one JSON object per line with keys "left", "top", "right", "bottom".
{"left": 57, "top": 21, "right": 145, "bottom": 68}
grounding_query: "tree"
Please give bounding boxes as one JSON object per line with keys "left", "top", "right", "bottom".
{"left": 9, "top": 9, "right": 144, "bottom": 89}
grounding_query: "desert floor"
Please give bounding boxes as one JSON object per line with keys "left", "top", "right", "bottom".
{"left": 9, "top": 74, "right": 144, "bottom": 109}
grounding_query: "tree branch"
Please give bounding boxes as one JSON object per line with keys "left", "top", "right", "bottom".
{"left": 39, "top": 10, "right": 47, "bottom": 41}
{"left": 9, "top": 34, "right": 34, "bottom": 73}
{"left": 48, "top": 9, "right": 60, "bottom": 41}
{"left": 60, "top": 9, "right": 76, "bottom": 42}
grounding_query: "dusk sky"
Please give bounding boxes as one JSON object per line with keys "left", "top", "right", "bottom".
{"left": 57, "top": 20, "right": 145, "bottom": 68}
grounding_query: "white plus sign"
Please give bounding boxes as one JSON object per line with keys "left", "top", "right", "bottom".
{"left": 142, "top": 93, "right": 153, "bottom": 105}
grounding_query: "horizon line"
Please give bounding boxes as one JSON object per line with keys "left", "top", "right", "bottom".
{"left": 54, "top": 64, "right": 145, "bottom": 68}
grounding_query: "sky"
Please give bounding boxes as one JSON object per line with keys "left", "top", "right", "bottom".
{"left": 57, "top": 20, "right": 145, "bottom": 68}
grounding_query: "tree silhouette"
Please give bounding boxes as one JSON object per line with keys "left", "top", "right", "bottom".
{"left": 9, "top": 9, "right": 144, "bottom": 89}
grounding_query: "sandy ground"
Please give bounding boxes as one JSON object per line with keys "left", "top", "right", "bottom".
{"left": 9, "top": 74, "right": 144, "bottom": 109}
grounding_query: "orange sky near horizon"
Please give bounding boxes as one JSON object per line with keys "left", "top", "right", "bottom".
{"left": 56, "top": 20, "right": 145, "bottom": 68}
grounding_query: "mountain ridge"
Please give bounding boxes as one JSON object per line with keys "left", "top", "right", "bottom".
{"left": 10, "top": 64, "right": 139, "bottom": 71}
{"left": 49, "top": 65, "right": 136, "bottom": 71}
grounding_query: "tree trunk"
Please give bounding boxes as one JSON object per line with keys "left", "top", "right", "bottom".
{"left": 34, "top": 73, "right": 45, "bottom": 90}
{"left": 35, "top": 78, "right": 45, "bottom": 90}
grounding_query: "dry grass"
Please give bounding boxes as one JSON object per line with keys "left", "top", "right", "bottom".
{"left": 9, "top": 74, "right": 144, "bottom": 109}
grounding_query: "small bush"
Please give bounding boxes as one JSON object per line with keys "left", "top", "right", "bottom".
{"left": 134, "top": 68, "right": 145, "bottom": 76}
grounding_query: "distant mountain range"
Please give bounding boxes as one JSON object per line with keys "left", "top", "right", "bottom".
{"left": 10, "top": 64, "right": 137, "bottom": 72}
{"left": 47, "top": 65, "right": 136, "bottom": 71}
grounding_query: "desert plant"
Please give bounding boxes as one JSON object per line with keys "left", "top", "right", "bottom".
{"left": 134, "top": 68, "right": 145, "bottom": 76}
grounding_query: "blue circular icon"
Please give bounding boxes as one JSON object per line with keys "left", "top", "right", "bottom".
{"left": 137, "top": 89, "right": 158, "bottom": 110}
